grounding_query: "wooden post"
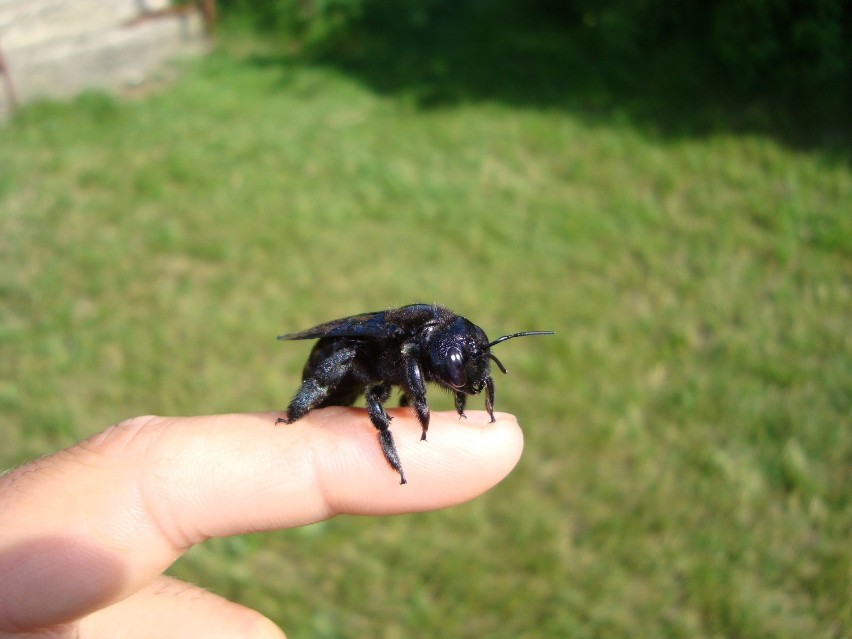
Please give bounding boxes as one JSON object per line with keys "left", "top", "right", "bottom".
{"left": 0, "top": 37, "right": 18, "bottom": 113}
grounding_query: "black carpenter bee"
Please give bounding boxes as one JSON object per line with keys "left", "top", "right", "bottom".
{"left": 276, "top": 304, "right": 553, "bottom": 484}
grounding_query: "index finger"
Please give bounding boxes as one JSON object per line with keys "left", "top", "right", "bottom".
{"left": 0, "top": 409, "right": 523, "bottom": 631}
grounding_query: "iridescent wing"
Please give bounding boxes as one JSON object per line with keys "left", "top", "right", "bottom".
{"left": 277, "top": 311, "right": 390, "bottom": 341}
{"left": 278, "top": 304, "right": 448, "bottom": 342}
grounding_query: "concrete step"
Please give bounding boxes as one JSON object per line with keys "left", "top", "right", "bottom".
{"left": 0, "top": 0, "right": 206, "bottom": 120}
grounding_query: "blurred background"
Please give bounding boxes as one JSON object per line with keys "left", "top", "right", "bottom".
{"left": 1, "top": 0, "right": 850, "bottom": 636}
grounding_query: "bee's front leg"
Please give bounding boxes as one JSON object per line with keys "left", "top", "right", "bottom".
{"left": 484, "top": 376, "right": 495, "bottom": 422}
{"left": 454, "top": 392, "right": 467, "bottom": 419}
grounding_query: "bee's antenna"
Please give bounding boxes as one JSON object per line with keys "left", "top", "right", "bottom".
{"left": 489, "top": 354, "right": 508, "bottom": 375}
{"left": 487, "top": 331, "right": 554, "bottom": 348}
{"left": 484, "top": 331, "right": 554, "bottom": 374}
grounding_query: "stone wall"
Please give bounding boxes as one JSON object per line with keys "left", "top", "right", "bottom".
{"left": 0, "top": 0, "right": 209, "bottom": 119}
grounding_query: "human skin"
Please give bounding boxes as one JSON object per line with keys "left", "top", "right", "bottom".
{"left": 0, "top": 409, "right": 524, "bottom": 638}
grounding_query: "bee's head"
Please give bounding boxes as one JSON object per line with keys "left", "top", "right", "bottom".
{"left": 427, "top": 317, "right": 554, "bottom": 395}
{"left": 426, "top": 316, "right": 490, "bottom": 394}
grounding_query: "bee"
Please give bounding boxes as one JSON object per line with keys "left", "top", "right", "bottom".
{"left": 277, "top": 304, "right": 553, "bottom": 484}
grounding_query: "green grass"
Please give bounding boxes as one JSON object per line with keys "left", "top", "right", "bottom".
{"left": 1, "top": 25, "right": 850, "bottom": 638}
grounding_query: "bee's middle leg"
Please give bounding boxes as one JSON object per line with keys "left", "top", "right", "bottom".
{"left": 366, "top": 383, "right": 407, "bottom": 484}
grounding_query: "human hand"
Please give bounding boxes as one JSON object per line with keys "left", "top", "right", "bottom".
{"left": 0, "top": 409, "right": 523, "bottom": 638}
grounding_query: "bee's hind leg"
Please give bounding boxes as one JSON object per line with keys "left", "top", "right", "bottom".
{"left": 278, "top": 346, "right": 357, "bottom": 424}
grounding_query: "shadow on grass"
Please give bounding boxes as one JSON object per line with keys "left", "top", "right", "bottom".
{"left": 246, "top": 2, "right": 851, "bottom": 160}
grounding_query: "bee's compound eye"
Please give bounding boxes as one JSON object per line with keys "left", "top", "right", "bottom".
{"left": 446, "top": 346, "right": 466, "bottom": 388}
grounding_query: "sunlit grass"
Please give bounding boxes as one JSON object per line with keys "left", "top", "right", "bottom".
{"left": 1, "top": 32, "right": 849, "bottom": 638}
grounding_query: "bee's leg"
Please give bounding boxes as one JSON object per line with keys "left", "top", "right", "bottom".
{"left": 278, "top": 347, "right": 356, "bottom": 424}
{"left": 365, "top": 383, "right": 407, "bottom": 484}
{"left": 484, "top": 376, "right": 495, "bottom": 422}
{"left": 454, "top": 392, "right": 467, "bottom": 419}
{"left": 403, "top": 358, "right": 430, "bottom": 441}
{"left": 398, "top": 392, "right": 410, "bottom": 407}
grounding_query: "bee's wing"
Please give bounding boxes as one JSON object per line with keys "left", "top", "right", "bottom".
{"left": 277, "top": 311, "right": 391, "bottom": 341}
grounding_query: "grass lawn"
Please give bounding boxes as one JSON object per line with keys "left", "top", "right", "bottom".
{"left": 1, "top": 19, "right": 850, "bottom": 638}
